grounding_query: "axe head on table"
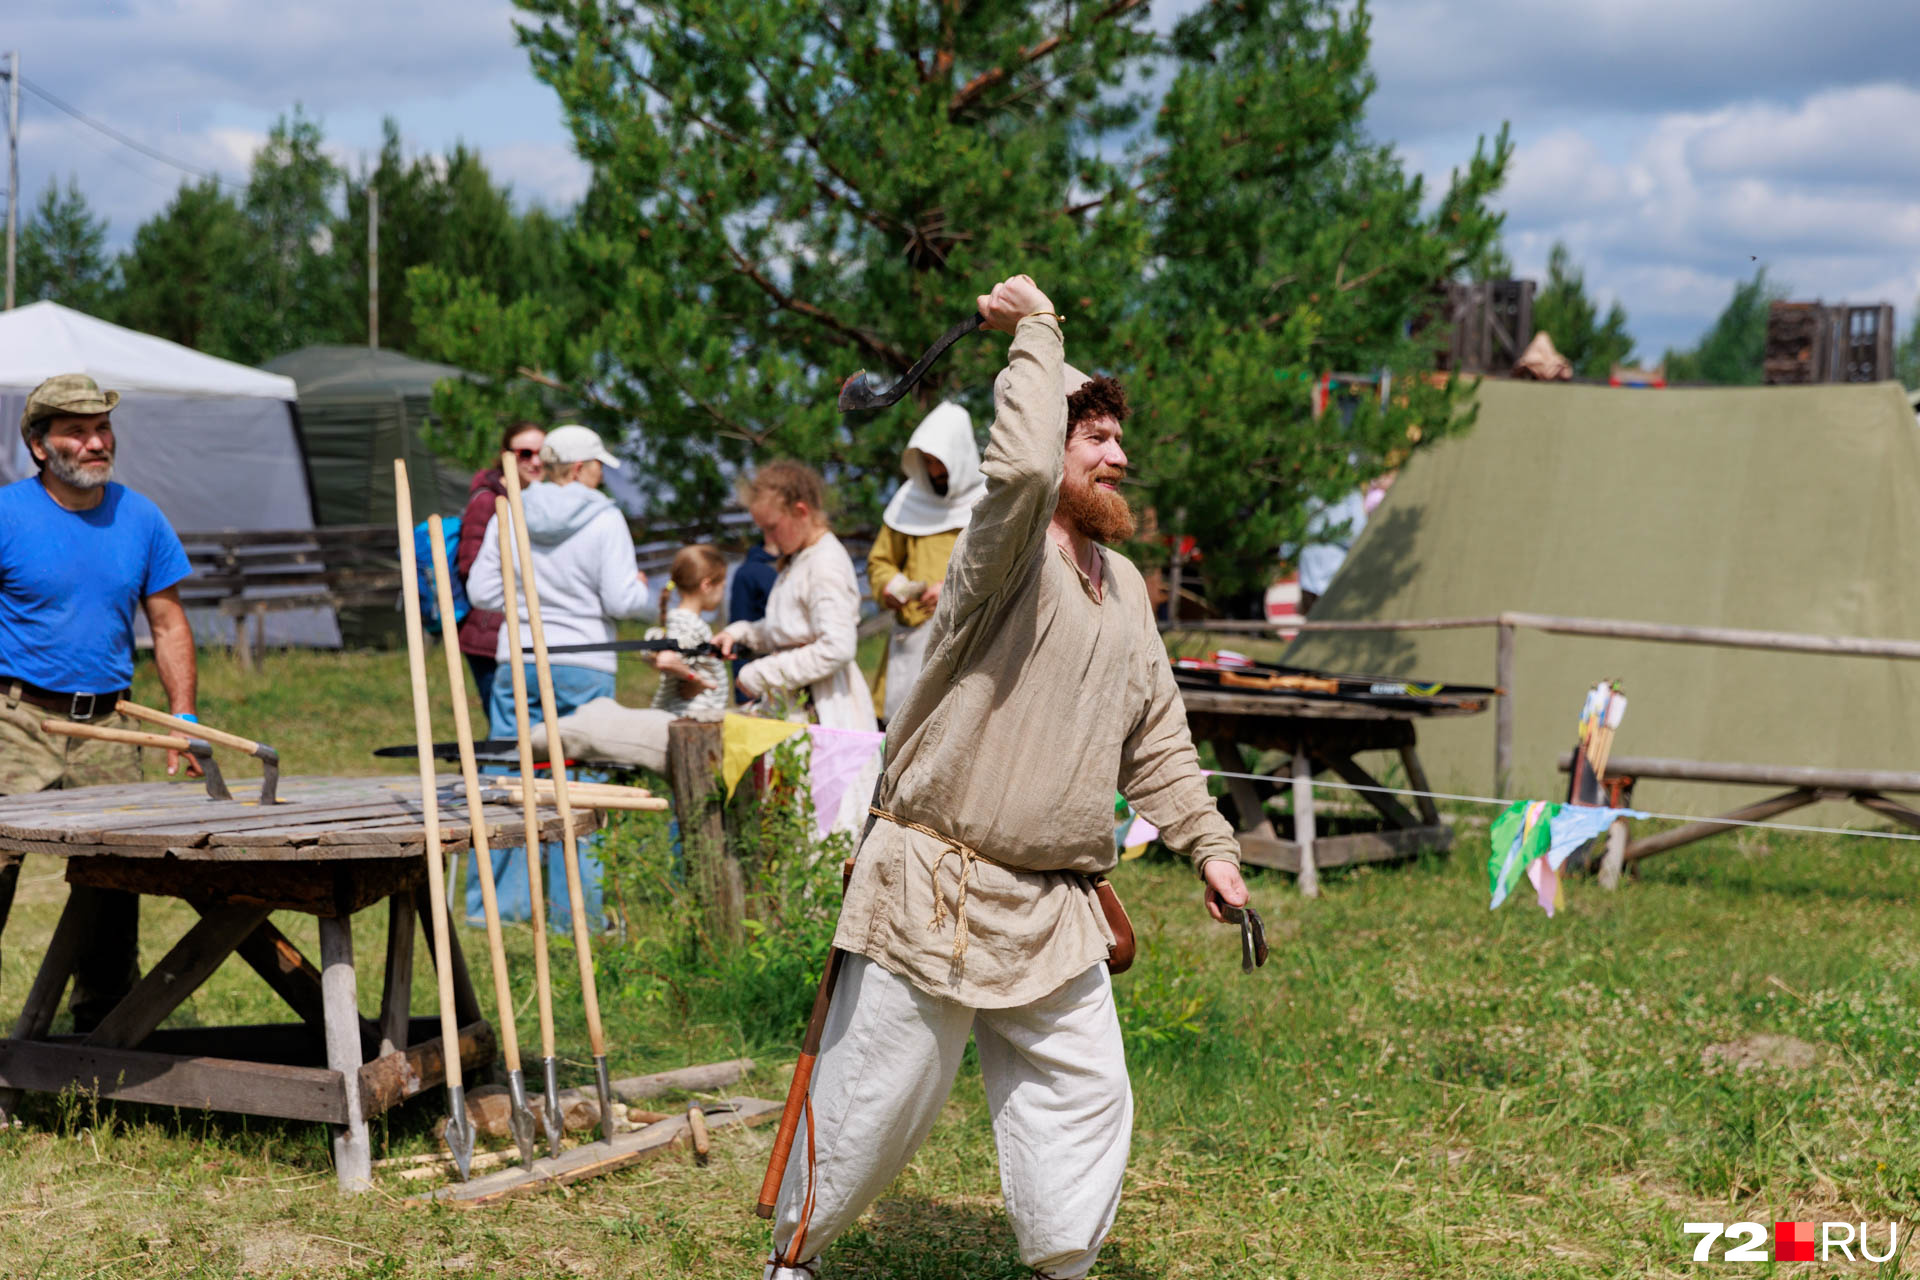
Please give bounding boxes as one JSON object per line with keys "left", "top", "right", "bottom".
{"left": 836, "top": 312, "right": 984, "bottom": 413}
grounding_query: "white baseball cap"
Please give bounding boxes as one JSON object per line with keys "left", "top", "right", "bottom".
{"left": 541, "top": 424, "right": 623, "bottom": 469}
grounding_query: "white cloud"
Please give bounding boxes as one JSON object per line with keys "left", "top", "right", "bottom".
{"left": 485, "top": 141, "right": 592, "bottom": 209}
{"left": 1364, "top": 1, "right": 1920, "bottom": 355}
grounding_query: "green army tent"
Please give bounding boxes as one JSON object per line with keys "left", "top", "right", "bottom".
{"left": 1285, "top": 379, "right": 1920, "bottom": 818}
{"left": 263, "top": 345, "right": 472, "bottom": 526}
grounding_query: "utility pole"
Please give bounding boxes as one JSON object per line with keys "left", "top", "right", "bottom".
{"left": 367, "top": 184, "right": 379, "bottom": 348}
{"left": 5, "top": 52, "right": 19, "bottom": 311}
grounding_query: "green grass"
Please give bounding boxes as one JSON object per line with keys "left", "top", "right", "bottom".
{"left": 2, "top": 643, "right": 1917, "bottom": 1277}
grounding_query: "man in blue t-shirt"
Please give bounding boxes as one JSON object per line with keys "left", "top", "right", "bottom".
{"left": 0, "top": 373, "right": 200, "bottom": 1033}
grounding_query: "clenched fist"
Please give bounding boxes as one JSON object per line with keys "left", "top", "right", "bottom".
{"left": 976, "top": 274, "right": 1055, "bottom": 335}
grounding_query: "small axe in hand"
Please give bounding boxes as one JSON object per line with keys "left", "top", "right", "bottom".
{"left": 837, "top": 313, "right": 984, "bottom": 413}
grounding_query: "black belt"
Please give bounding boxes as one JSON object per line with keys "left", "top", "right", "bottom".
{"left": 3, "top": 677, "right": 131, "bottom": 723}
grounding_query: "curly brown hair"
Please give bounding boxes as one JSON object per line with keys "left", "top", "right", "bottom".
{"left": 1067, "top": 375, "right": 1129, "bottom": 434}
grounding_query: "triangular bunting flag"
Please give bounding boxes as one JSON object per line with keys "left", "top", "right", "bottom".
{"left": 721, "top": 713, "right": 806, "bottom": 797}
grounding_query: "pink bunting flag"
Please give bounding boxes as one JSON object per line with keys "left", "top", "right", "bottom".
{"left": 805, "top": 724, "right": 886, "bottom": 839}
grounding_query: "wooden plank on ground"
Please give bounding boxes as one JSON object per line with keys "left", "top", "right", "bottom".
{"left": 359, "top": 1019, "right": 496, "bottom": 1116}
{"left": 610, "top": 1058, "right": 756, "bottom": 1102}
{"left": 405, "top": 1097, "right": 782, "bottom": 1206}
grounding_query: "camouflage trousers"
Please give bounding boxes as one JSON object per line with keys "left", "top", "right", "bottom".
{"left": 0, "top": 692, "right": 144, "bottom": 1032}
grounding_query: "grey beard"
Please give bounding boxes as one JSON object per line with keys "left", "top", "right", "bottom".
{"left": 45, "top": 449, "right": 113, "bottom": 490}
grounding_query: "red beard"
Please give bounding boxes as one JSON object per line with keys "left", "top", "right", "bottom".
{"left": 1058, "top": 468, "right": 1135, "bottom": 544}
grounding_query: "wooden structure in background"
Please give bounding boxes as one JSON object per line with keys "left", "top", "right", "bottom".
{"left": 1764, "top": 301, "right": 1896, "bottom": 385}
{"left": 1555, "top": 752, "right": 1920, "bottom": 887}
{"left": 1179, "top": 686, "right": 1479, "bottom": 896}
{"left": 0, "top": 776, "right": 599, "bottom": 1193}
{"left": 1440, "top": 279, "right": 1536, "bottom": 375}
{"left": 177, "top": 525, "right": 401, "bottom": 668}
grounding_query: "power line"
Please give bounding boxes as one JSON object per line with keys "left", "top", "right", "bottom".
{"left": 17, "top": 74, "right": 237, "bottom": 189}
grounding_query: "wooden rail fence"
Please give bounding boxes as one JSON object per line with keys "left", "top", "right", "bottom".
{"left": 1170, "top": 612, "right": 1920, "bottom": 796}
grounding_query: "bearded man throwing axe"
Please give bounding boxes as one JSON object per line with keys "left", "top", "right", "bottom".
{"left": 765, "top": 275, "right": 1251, "bottom": 1279}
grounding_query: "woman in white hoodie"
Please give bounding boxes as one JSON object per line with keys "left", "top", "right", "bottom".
{"left": 465, "top": 425, "right": 651, "bottom": 929}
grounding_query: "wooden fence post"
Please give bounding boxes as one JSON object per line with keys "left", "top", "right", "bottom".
{"left": 666, "top": 719, "right": 742, "bottom": 945}
{"left": 1494, "top": 621, "right": 1516, "bottom": 798}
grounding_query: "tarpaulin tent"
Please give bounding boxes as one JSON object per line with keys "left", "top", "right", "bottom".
{"left": 0, "top": 301, "right": 338, "bottom": 647}
{"left": 262, "top": 345, "right": 471, "bottom": 527}
{"left": 1285, "top": 379, "right": 1920, "bottom": 819}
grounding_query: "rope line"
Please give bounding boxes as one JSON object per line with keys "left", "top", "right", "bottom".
{"left": 18, "top": 76, "right": 238, "bottom": 187}
{"left": 1200, "top": 768, "right": 1920, "bottom": 845}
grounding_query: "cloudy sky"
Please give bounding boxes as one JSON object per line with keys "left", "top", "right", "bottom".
{"left": 8, "top": 0, "right": 1919, "bottom": 357}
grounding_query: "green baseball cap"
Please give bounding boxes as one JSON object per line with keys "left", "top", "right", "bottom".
{"left": 20, "top": 373, "right": 120, "bottom": 444}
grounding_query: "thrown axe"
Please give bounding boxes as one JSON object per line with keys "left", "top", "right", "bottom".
{"left": 837, "top": 312, "right": 984, "bottom": 412}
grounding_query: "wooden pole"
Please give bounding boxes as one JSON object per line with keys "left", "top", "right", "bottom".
{"left": 494, "top": 492, "right": 564, "bottom": 1158}
{"left": 392, "top": 460, "right": 473, "bottom": 1179}
{"left": 1494, "top": 621, "right": 1516, "bottom": 798}
{"left": 367, "top": 185, "right": 378, "bottom": 349}
{"left": 428, "top": 513, "right": 536, "bottom": 1169}
{"left": 500, "top": 458, "right": 616, "bottom": 1145}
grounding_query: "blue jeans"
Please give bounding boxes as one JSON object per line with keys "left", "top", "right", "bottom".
{"left": 465, "top": 663, "right": 614, "bottom": 934}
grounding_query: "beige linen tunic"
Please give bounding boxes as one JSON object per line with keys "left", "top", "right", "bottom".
{"left": 835, "top": 314, "right": 1241, "bottom": 1008}
{"left": 721, "top": 532, "right": 878, "bottom": 734}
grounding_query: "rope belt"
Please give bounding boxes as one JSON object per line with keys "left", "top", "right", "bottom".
{"left": 869, "top": 807, "right": 1025, "bottom": 966}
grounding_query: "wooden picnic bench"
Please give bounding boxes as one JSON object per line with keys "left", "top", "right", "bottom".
{"left": 0, "top": 776, "right": 601, "bottom": 1193}
{"left": 1180, "top": 685, "right": 1484, "bottom": 896}
{"left": 1554, "top": 752, "right": 1920, "bottom": 887}
{"left": 178, "top": 526, "right": 403, "bottom": 668}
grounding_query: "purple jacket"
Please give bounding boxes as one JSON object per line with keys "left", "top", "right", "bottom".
{"left": 456, "top": 468, "right": 508, "bottom": 658}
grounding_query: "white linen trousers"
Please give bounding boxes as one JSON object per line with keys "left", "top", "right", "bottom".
{"left": 770, "top": 955, "right": 1132, "bottom": 1278}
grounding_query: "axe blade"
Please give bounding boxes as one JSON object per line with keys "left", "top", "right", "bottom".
{"left": 836, "top": 312, "right": 985, "bottom": 413}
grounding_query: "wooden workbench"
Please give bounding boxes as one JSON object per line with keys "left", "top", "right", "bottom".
{"left": 0, "top": 776, "right": 598, "bottom": 1193}
{"left": 1180, "top": 686, "right": 1483, "bottom": 895}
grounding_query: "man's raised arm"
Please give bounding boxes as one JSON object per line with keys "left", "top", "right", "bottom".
{"left": 940, "top": 275, "right": 1065, "bottom": 623}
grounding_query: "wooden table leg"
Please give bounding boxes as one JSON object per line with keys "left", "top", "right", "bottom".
{"left": 1598, "top": 818, "right": 1629, "bottom": 890}
{"left": 1209, "top": 739, "right": 1279, "bottom": 842}
{"left": 1623, "top": 788, "right": 1818, "bottom": 865}
{"left": 1322, "top": 752, "right": 1422, "bottom": 831}
{"left": 320, "top": 914, "right": 372, "bottom": 1193}
{"left": 227, "top": 912, "right": 381, "bottom": 1058}
{"left": 1292, "top": 752, "right": 1320, "bottom": 899}
{"left": 378, "top": 892, "right": 416, "bottom": 1057}
{"left": 413, "top": 879, "right": 484, "bottom": 1027}
{"left": 84, "top": 903, "right": 271, "bottom": 1050}
{"left": 1397, "top": 745, "right": 1443, "bottom": 827}
{"left": 0, "top": 888, "right": 90, "bottom": 1119}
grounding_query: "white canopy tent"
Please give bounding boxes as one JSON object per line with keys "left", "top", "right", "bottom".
{"left": 0, "top": 301, "right": 339, "bottom": 646}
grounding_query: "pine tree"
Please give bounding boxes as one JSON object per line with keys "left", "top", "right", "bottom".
{"left": 414, "top": 0, "right": 1510, "bottom": 595}
{"left": 1529, "top": 243, "right": 1634, "bottom": 380}
{"left": 1664, "top": 269, "right": 1781, "bottom": 386}
{"left": 17, "top": 177, "right": 114, "bottom": 312}
{"left": 109, "top": 179, "right": 257, "bottom": 358}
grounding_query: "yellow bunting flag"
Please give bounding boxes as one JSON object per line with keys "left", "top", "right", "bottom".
{"left": 721, "top": 713, "right": 806, "bottom": 797}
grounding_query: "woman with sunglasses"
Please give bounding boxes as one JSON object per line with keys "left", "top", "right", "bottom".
{"left": 456, "top": 422, "right": 547, "bottom": 697}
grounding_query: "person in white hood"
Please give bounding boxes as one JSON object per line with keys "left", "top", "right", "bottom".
{"left": 866, "top": 401, "right": 985, "bottom": 722}
{"left": 465, "top": 424, "right": 651, "bottom": 929}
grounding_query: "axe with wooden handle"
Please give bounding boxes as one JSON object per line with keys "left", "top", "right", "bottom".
{"left": 836, "top": 313, "right": 984, "bottom": 413}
